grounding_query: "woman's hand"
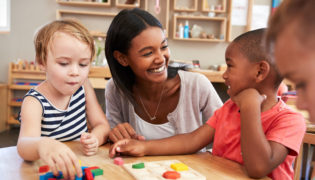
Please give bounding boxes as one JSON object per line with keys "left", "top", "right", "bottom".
{"left": 109, "top": 139, "right": 146, "bottom": 158}
{"left": 109, "top": 123, "right": 145, "bottom": 143}
{"left": 80, "top": 132, "right": 99, "bottom": 156}
{"left": 38, "top": 138, "right": 82, "bottom": 180}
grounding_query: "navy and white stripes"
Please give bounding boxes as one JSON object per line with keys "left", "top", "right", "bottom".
{"left": 20, "top": 86, "right": 88, "bottom": 142}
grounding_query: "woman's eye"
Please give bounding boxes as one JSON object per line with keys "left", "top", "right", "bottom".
{"left": 143, "top": 51, "right": 152, "bottom": 57}
{"left": 161, "top": 45, "right": 168, "bottom": 49}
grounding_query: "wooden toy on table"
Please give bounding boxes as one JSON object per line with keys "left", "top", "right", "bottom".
{"left": 123, "top": 159, "right": 206, "bottom": 180}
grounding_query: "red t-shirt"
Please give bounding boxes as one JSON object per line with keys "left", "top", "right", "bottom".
{"left": 207, "top": 99, "right": 306, "bottom": 180}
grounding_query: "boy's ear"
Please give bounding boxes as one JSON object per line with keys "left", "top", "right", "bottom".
{"left": 113, "top": 50, "right": 129, "bottom": 67}
{"left": 255, "top": 61, "right": 270, "bottom": 83}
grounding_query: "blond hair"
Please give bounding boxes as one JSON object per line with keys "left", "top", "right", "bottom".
{"left": 34, "top": 19, "right": 95, "bottom": 65}
{"left": 265, "top": 0, "right": 315, "bottom": 56}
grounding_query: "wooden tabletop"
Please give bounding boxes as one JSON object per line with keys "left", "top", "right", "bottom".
{"left": 0, "top": 141, "right": 270, "bottom": 180}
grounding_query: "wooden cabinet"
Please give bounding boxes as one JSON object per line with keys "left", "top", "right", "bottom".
{"left": 0, "top": 84, "right": 7, "bottom": 132}
{"left": 56, "top": 0, "right": 230, "bottom": 42}
{"left": 173, "top": 15, "right": 226, "bottom": 42}
{"left": 7, "top": 62, "right": 111, "bottom": 126}
{"left": 172, "top": 0, "right": 228, "bottom": 42}
{"left": 56, "top": 0, "right": 111, "bottom": 7}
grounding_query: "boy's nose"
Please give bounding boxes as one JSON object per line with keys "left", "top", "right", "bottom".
{"left": 69, "top": 65, "right": 79, "bottom": 76}
{"left": 222, "top": 70, "right": 228, "bottom": 80}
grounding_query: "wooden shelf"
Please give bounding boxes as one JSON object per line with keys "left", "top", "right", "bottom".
{"left": 174, "top": 0, "right": 198, "bottom": 12}
{"left": 9, "top": 85, "right": 34, "bottom": 90}
{"left": 9, "top": 101, "right": 22, "bottom": 107}
{"left": 56, "top": 9, "right": 117, "bottom": 18}
{"left": 56, "top": 0, "right": 111, "bottom": 7}
{"left": 201, "top": 0, "right": 227, "bottom": 13}
{"left": 173, "top": 15, "right": 226, "bottom": 42}
{"left": 173, "top": 37, "right": 225, "bottom": 42}
{"left": 144, "top": 0, "right": 170, "bottom": 38}
{"left": 115, "top": 0, "right": 140, "bottom": 8}
{"left": 8, "top": 116, "right": 19, "bottom": 125}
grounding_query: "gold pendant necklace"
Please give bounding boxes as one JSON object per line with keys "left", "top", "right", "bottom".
{"left": 138, "top": 85, "right": 165, "bottom": 121}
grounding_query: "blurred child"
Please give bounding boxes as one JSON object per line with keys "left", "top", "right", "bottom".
{"left": 109, "top": 29, "right": 306, "bottom": 179}
{"left": 17, "top": 19, "right": 110, "bottom": 179}
{"left": 265, "top": 0, "right": 315, "bottom": 123}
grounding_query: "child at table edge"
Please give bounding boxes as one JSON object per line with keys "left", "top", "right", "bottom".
{"left": 109, "top": 28, "right": 306, "bottom": 180}
{"left": 17, "top": 19, "right": 110, "bottom": 179}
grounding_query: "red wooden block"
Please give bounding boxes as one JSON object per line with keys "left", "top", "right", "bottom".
{"left": 39, "top": 165, "right": 49, "bottom": 173}
{"left": 162, "top": 171, "right": 181, "bottom": 179}
{"left": 85, "top": 166, "right": 99, "bottom": 171}
{"left": 84, "top": 169, "right": 94, "bottom": 180}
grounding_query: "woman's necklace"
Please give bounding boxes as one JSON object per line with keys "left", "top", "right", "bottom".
{"left": 138, "top": 85, "right": 166, "bottom": 121}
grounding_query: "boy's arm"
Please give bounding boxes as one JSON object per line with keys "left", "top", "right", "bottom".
{"left": 18, "top": 96, "right": 83, "bottom": 179}
{"left": 17, "top": 96, "right": 44, "bottom": 160}
{"left": 109, "top": 124, "right": 215, "bottom": 157}
{"left": 234, "top": 88, "right": 288, "bottom": 178}
{"left": 84, "top": 79, "right": 110, "bottom": 145}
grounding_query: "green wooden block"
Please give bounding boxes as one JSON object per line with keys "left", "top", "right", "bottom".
{"left": 91, "top": 168, "right": 103, "bottom": 176}
{"left": 132, "top": 162, "right": 145, "bottom": 169}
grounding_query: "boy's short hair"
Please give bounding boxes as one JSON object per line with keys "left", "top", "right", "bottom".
{"left": 34, "top": 19, "right": 95, "bottom": 65}
{"left": 233, "top": 28, "right": 282, "bottom": 88}
{"left": 265, "top": 0, "right": 315, "bottom": 55}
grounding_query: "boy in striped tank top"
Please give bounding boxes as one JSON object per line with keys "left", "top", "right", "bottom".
{"left": 17, "top": 19, "right": 110, "bottom": 179}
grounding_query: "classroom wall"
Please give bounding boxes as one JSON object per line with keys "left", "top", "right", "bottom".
{"left": 0, "top": 0, "right": 228, "bottom": 83}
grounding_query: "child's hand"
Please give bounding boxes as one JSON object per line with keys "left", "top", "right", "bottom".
{"left": 109, "top": 122, "right": 145, "bottom": 143}
{"left": 80, "top": 132, "right": 99, "bottom": 156}
{"left": 232, "top": 88, "right": 267, "bottom": 109}
{"left": 38, "top": 138, "right": 82, "bottom": 180}
{"left": 109, "top": 139, "right": 146, "bottom": 158}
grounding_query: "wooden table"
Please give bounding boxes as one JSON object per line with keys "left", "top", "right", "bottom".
{"left": 0, "top": 141, "right": 270, "bottom": 180}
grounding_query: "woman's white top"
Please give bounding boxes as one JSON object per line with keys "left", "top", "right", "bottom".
{"left": 105, "top": 70, "right": 223, "bottom": 139}
{"left": 134, "top": 113, "right": 176, "bottom": 140}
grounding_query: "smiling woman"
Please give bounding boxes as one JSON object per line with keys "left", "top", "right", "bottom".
{"left": 104, "top": 8, "right": 222, "bottom": 143}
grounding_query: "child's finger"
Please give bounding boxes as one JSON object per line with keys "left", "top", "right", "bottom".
{"left": 109, "top": 139, "right": 128, "bottom": 157}
{"left": 45, "top": 157, "right": 59, "bottom": 178}
{"left": 53, "top": 155, "right": 69, "bottom": 179}
{"left": 61, "top": 153, "right": 80, "bottom": 179}
{"left": 81, "top": 137, "right": 96, "bottom": 145}
{"left": 67, "top": 151, "right": 82, "bottom": 178}
{"left": 80, "top": 132, "right": 90, "bottom": 140}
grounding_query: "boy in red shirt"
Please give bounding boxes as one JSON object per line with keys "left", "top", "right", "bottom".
{"left": 109, "top": 28, "right": 305, "bottom": 179}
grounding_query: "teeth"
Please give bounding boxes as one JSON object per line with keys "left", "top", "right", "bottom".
{"left": 151, "top": 66, "right": 165, "bottom": 73}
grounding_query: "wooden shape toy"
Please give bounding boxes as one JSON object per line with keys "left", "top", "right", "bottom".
{"left": 170, "top": 163, "right": 189, "bottom": 171}
{"left": 163, "top": 171, "right": 181, "bottom": 179}
{"left": 132, "top": 162, "right": 145, "bottom": 169}
{"left": 39, "top": 165, "right": 49, "bottom": 173}
{"left": 123, "top": 160, "right": 206, "bottom": 180}
{"left": 114, "top": 157, "right": 124, "bottom": 165}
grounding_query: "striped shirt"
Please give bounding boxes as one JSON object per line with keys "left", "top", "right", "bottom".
{"left": 20, "top": 86, "right": 88, "bottom": 142}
